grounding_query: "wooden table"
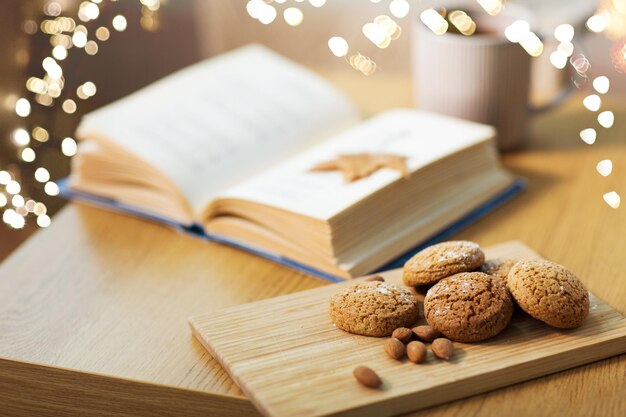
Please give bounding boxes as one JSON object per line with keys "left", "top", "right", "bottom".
{"left": 0, "top": 71, "right": 625, "bottom": 416}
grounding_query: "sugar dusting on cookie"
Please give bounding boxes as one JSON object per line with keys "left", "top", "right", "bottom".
{"left": 403, "top": 240, "right": 485, "bottom": 286}
{"left": 329, "top": 281, "right": 420, "bottom": 337}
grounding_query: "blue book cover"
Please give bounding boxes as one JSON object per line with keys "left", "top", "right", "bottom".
{"left": 59, "top": 178, "right": 525, "bottom": 282}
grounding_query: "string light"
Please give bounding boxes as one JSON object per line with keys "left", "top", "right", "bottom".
{"left": 140, "top": 0, "right": 161, "bottom": 10}
{"left": 52, "top": 45, "right": 67, "bottom": 60}
{"left": 504, "top": 20, "right": 530, "bottom": 43}
{"left": 83, "top": 81, "right": 97, "bottom": 97}
{"left": 603, "top": 191, "right": 621, "bottom": 208}
{"left": 12, "top": 195, "right": 25, "bottom": 208}
{"left": 579, "top": 128, "right": 597, "bottom": 144}
{"left": 449, "top": 10, "right": 476, "bottom": 36}
{"left": 15, "top": 98, "right": 31, "bottom": 117}
{"left": 35, "top": 168, "right": 51, "bottom": 183}
{"left": 32, "top": 127, "right": 49, "bottom": 142}
{"left": 592, "top": 76, "right": 610, "bottom": 94}
{"left": 586, "top": 15, "right": 607, "bottom": 33}
{"left": 554, "top": 24, "right": 575, "bottom": 43}
{"left": 95, "top": 26, "right": 110, "bottom": 41}
{"left": 35, "top": 94, "right": 53, "bottom": 106}
{"left": 3, "top": 209, "right": 25, "bottom": 229}
{"left": 477, "top": 0, "right": 503, "bottom": 16}
{"left": 389, "top": 0, "right": 410, "bottom": 19}
{"left": 3, "top": 1, "right": 162, "bottom": 230}
{"left": 583, "top": 94, "right": 602, "bottom": 112}
{"left": 596, "top": 160, "right": 613, "bottom": 176}
{"left": 44, "top": 181, "right": 60, "bottom": 196}
{"left": 26, "top": 77, "right": 46, "bottom": 94}
{"left": 557, "top": 42, "right": 574, "bottom": 57}
{"left": 33, "top": 202, "right": 47, "bottom": 216}
{"left": 597, "top": 111, "right": 614, "bottom": 128}
{"left": 284, "top": 8, "right": 304, "bottom": 26}
{"left": 309, "top": 0, "right": 326, "bottom": 7}
{"left": 46, "top": 64, "right": 63, "bottom": 80}
{"left": 2, "top": 209, "right": 14, "bottom": 224}
{"left": 246, "top": 0, "right": 264, "bottom": 18}
{"left": 85, "top": 41, "right": 99, "bottom": 55}
{"left": 21, "top": 148, "right": 36, "bottom": 162}
{"left": 47, "top": 81, "right": 62, "bottom": 98}
{"left": 519, "top": 32, "right": 544, "bottom": 57}
{"left": 374, "top": 15, "right": 401, "bottom": 40}
{"left": 72, "top": 30, "right": 88, "bottom": 47}
{"left": 112, "top": 15, "right": 128, "bottom": 31}
{"left": 61, "top": 137, "right": 78, "bottom": 156}
{"left": 12, "top": 128, "right": 30, "bottom": 146}
{"left": 598, "top": 0, "right": 626, "bottom": 40}
{"left": 23, "top": 20, "right": 38, "bottom": 35}
{"left": 44, "top": 2, "right": 62, "bottom": 17}
{"left": 62, "top": 99, "right": 77, "bottom": 114}
{"left": 24, "top": 199, "right": 35, "bottom": 212}
{"left": 420, "top": 9, "right": 448, "bottom": 36}
{"left": 37, "top": 214, "right": 51, "bottom": 228}
{"left": 550, "top": 50, "right": 568, "bottom": 69}
{"left": 348, "top": 53, "right": 377, "bottom": 76}
{"left": 246, "top": 0, "right": 276, "bottom": 24}
{"left": 0, "top": 171, "right": 11, "bottom": 185}
{"left": 77, "top": 86, "right": 88, "bottom": 100}
{"left": 570, "top": 54, "right": 591, "bottom": 75}
{"left": 328, "top": 36, "right": 349, "bottom": 57}
{"left": 6, "top": 181, "right": 21, "bottom": 195}
{"left": 363, "top": 22, "right": 391, "bottom": 48}
{"left": 79, "top": 1, "right": 100, "bottom": 21}
{"left": 258, "top": 7, "right": 277, "bottom": 24}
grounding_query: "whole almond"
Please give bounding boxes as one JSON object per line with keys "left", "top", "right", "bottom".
{"left": 353, "top": 366, "right": 382, "bottom": 388}
{"left": 384, "top": 337, "right": 406, "bottom": 360}
{"left": 392, "top": 327, "right": 413, "bottom": 343}
{"left": 431, "top": 338, "right": 454, "bottom": 360}
{"left": 412, "top": 325, "right": 442, "bottom": 342}
{"left": 406, "top": 341, "right": 427, "bottom": 363}
{"left": 365, "top": 275, "right": 385, "bottom": 282}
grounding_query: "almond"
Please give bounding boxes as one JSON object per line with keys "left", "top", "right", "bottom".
{"left": 391, "top": 327, "right": 413, "bottom": 343}
{"left": 383, "top": 337, "right": 406, "bottom": 360}
{"left": 406, "top": 341, "right": 427, "bottom": 363}
{"left": 431, "top": 338, "right": 454, "bottom": 360}
{"left": 365, "top": 275, "right": 385, "bottom": 282}
{"left": 353, "top": 365, "right": 382, "bottom": 388}
{"left": 412, "top": 325, "right": 442, "bottom": 342}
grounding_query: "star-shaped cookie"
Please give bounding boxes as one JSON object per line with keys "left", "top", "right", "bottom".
{"left": 310, "top": 153, "right": 410, "bottom": 182}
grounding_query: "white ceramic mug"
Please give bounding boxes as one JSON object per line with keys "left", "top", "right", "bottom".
{"left": 411, "top": 4, "right": 568, "bottom": 150}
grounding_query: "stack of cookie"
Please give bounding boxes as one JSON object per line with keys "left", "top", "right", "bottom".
{"left": 404, "top": 241, "right": 590, "bottom": 342}
{"left": 329, "top": 240, "right": 590, "bottom": 344}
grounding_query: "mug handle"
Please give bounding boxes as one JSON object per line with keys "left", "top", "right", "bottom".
{"left": 527, "top": 82, "right": 575, "bottom": 114}
{"left": 528, "top": 38, "right": 582, "bottom": 114}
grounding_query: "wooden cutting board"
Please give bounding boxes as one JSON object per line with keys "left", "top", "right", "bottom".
{"left": 189, "top": 241, "right": 626, "bottom": 417}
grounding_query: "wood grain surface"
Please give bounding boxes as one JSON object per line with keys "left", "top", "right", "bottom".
{"left": 0, "top": 358, "right": 258, "bottom": 417}
{"left": 189, "top": 242, "right": 626, "bottom": 417}
{"left": 0, "top": 69, "right": 625, "bottom": 416}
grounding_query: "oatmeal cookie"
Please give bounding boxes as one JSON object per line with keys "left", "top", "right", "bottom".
{"left": 507, "top": 259, "right": 589, "bottom": 328}
{"left": 330, "top": 281, "right": 420, "bottom": 337}
{"left": 423, "top": 272, "right": 514, "bottom": 342}
{"left": 403, "top": 241, "right": 485, "bottom": 286}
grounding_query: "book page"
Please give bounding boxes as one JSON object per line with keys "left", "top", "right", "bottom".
{"left": 76, "top": 44, "right": 359, "bottom": 214}
{"left": 217, "top": 109, "right": 496, "bottom": 221}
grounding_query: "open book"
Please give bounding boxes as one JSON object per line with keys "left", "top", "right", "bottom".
{"left": 64, "top": 44, "right": 522, "bottom": 280}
